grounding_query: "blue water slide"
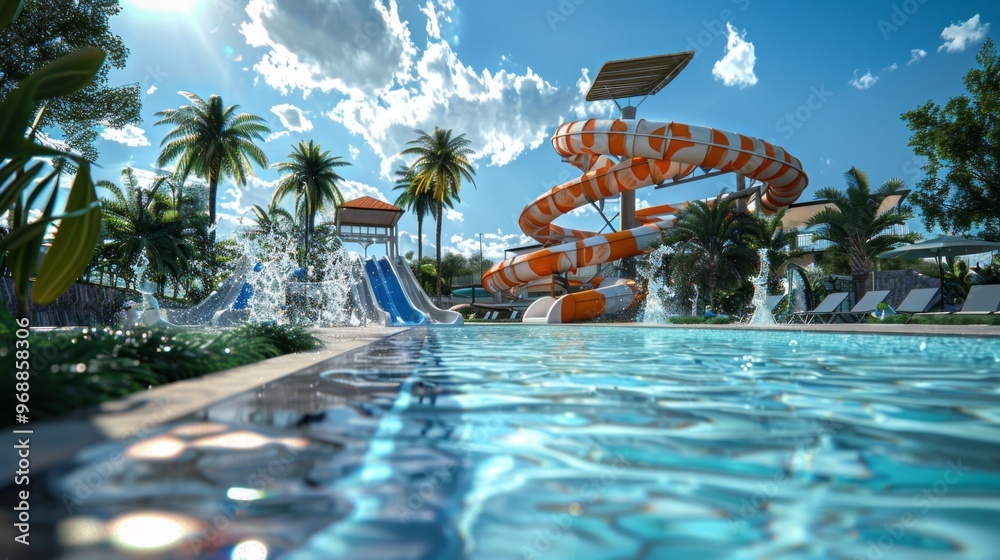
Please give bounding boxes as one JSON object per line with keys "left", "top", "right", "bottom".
{"left": 363, "top": 258, "right": 426, "bottom": 326}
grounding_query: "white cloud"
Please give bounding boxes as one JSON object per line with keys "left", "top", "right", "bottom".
{"left": 712, "top": 23, "right": 758, "bottom": 89}
{"left": 217, "top": 185, "right": 265, "bottom": 229}
{"left": 241, "top": 0, "right": 612, "bottom": 179}
{"left": 908, "top": 48, "right": 927, "bottom": 65}
{"left": 220, "top": 185, "right": 248, "bottom": 215}
{"left": 34, "top": 131, "right": 72, "bottom": 153}
{"left": 240, "top": 0, "right": 417, "bottom": 97}
{"left": 146, "top": 84, "right": 158, "bottom": 95}
{"left": 348, "top": 144, "right": 360, "bottom": 160}
{"left": 100, "top": 125, "right": 151, "bottom": 147}
{"left": 245, "top": 176, "right": 280, "bottom": 191}
{"left": 123, "top": 167, "right": 161, "bottom": 187}
{"left": 265, "top": 130, "right": 290, "bottom": 142}
{"left": 886, "top": 63, "right": 898, "bottom": 72}
{"left": 420, "top": 0, "right": 441, "bottom": 40}
{"left": 848, "top": 69, "right": 879, "bottom": 90}
{"left": 938, "top": 14, "right": 990, "bottom": 53}
{"left": 269, "top": 103, "right": 313, "bottom": 132}
{"left": 399, "top": 230, "right": 436, "bottom": 255}
{"left": 339, "top": 179, "right": 388, "bottom": 203}
{"left": 444, "top": 207, "right": 464, "bottom": 222}
{"left": 330, "top": 42, "right": 610, "bottom": 178}
{"left": 446, "top": 231, "right": 532, "bottom": 260}
{"left": 570, "top": 68, "right": 615, "bottom": 119}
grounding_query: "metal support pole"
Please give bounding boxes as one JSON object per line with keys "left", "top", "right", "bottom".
{"left": 735, "top": 174, "right": 747, "bottom": 213}
{"left": 619, "top": 104, "right": 637, "bottom": 231}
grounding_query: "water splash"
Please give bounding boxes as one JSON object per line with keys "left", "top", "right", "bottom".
{"left": 129, "top": 226, "right": 366, "bottom": 328}
{"left": 238, "top": 227, "right": 363, "bottom": 327}
{"left": 637, "top": 245, "right": 675, "bottom": 324}
{"left": 748, "top": 249, "right": 776, "bottom": 325}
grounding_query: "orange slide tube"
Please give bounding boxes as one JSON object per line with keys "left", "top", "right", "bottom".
{"left": 482, "top": 118, "right": 808, "bottom": 323}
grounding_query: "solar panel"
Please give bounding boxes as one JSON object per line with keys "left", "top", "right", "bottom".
{"left": 585, "top": 52, "right": 695, "bottom": 102}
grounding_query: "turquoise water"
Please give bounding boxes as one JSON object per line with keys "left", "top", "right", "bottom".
{"left": 24, "top": 326, "right": 1000, "bottom": 559}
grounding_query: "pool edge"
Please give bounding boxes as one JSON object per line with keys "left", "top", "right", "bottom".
{"left": 4, "top": 326, "right": 408, "bottom": 474}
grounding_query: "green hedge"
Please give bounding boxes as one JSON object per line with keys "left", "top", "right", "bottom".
{"left": 866, "top": 313, "right": 1000, "bottom": 326}
{"left": 0, "top": 310, "right": 318, "bottom": 425}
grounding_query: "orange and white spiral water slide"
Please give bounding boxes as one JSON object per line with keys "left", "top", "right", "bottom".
{"left": 480, "top": 118, "right": 809, "bottom": 323}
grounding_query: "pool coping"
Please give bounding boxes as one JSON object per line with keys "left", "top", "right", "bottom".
{"left": 3, "top": 326, "right": 406, "bottom": 475}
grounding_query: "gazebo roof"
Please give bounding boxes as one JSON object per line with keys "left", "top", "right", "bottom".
{"left": 336, "top": 196, "right": 403, "bottom": 228}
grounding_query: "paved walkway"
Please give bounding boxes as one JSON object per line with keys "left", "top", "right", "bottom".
{"left": 4, "top": 326, "right": 406, "bottom": 474}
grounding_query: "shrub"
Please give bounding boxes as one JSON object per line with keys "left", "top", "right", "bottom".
{"left": 0, "top": 322, "right": 320, "bottom": 425}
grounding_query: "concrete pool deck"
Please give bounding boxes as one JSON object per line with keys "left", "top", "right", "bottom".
{"left": 4, "top": 326, "right": 406, "bottom": 474}
{"left": 7, "top": 321, "right": 997, "bottom": 474}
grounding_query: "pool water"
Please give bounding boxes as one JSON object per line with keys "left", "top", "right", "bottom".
{"left": 20, "top": 326, "right": 1000, "bottom": 559}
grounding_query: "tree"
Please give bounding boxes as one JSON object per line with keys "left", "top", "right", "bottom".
{"left": 440, "top": 252, "right": 466, "bottom": 292}
{"left": 401, "top": 128, "right": 476, "bottom": 302}
{"left": 248, "top": 200, "right": 294, "bottom": 239}
{"left": 0, "top": 0, "right": 140, "bottom": 162}
{"left": 804, "top": 167, "right": 919, "bottom": 297}
{"left": 1, "top": 2, "right": 104, "bottom": 320}
{"left": 901, "top": 38, "right": 1000, "bottom": 239}
{"left": 663, "top": 194, "right": 758, "bottom": 310}
{"left": 97, "top": 168, "right": 195, "bottom": 294}
{"left": 392, "top": 164, "right": 436, "bottom": 263}
{"left": 154, "top": 92, "right": 269, "bottom": 239}
{"left": 271, "top": 140, "right": 349, "bottom": 266}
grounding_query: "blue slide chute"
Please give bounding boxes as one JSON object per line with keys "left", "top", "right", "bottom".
{"left": 363, "top": 258, "right": 426, "bottom": 326}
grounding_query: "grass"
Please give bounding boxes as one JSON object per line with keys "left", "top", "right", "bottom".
{"left": 866, "top": 313, "right": 1000, "bottom": 326}
{"left": 0, "top": 310, "right": 318, "bottom": 425}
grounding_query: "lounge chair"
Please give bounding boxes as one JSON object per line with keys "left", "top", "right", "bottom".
{"left": 894, "top": 287, "right": 939, "bottom": 318}
{"left": 826, "top": 290, "right": 890, "bottom": 323}
{"left": 790, "top": 292, "right": 849, "bottom": 324}
{"left": 916, "top": 284, "right": 1000, "bottom": 316}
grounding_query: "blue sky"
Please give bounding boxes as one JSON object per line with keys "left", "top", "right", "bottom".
{"left": 90, "top": 0, "right": 996, "bottom": 261}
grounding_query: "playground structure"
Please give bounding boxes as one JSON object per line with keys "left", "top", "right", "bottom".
{"left": 481, "top": 52, "right": 809, "bottom": 323}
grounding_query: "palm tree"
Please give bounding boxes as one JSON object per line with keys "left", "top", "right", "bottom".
{"left": 804, "top": 167, "right": 919, "bottom": 297}
{"left": 401, "top": 128, "right": 476, "bottom": 301}
{"left": 392, "top": 163, "right": 446, "bottom": 264}
{"left": 663, "top": 194, "right": 759, "bottom": 309}
{"left": 97, "top": 168, "right": 195, "bottom": 294}
{"left": 271, "top": 140, "right": 350, "bottom": 266}
{"left": 154, "top": 92, "right": 270, "bottom": 240}
{"left": 248, "top": 200, "right": 295, "bottom": 239}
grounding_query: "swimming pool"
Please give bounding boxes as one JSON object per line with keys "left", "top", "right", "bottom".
{"left": 20, "top": 326, "right": 1000, "bottom": 559}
